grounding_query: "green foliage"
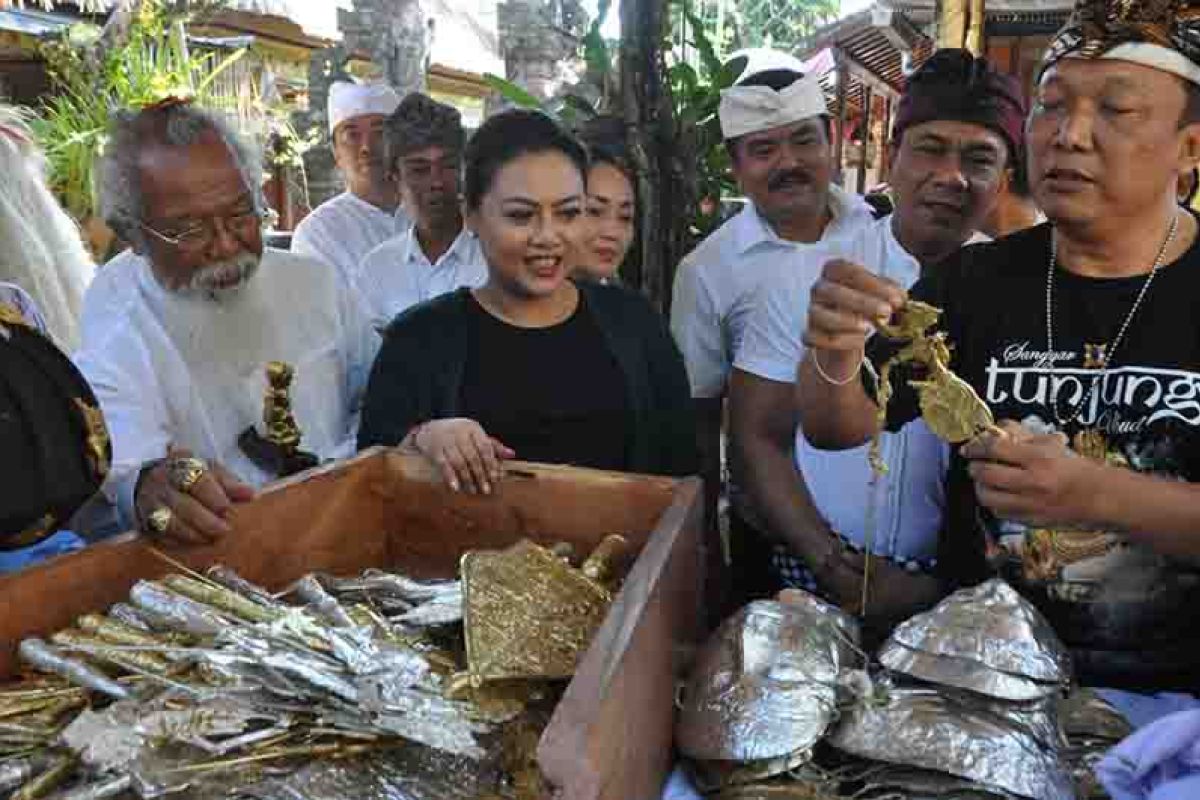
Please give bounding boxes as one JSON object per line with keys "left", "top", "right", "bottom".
{"left": 732, "top": 0, "right": 839, "bottom": 49}
{"left": 482, "top": 74, "right": 603, "bottom": 128}
{"left": 482, "top": 72, "right": 546, "bottom": 111}
{"left": 668, "top": 0, "right": 743, "bottom": 239}
{"left": 30, "top": 0, "right": 246, "bottom": 223}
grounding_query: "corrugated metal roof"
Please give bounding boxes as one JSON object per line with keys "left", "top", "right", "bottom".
{"left": 795, "top": 9, "right": 933, "bottom": 116}
{"left": 0, "top": 8, "right": 76, "bottom": 37}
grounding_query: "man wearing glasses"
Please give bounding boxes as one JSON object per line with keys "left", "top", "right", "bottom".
{"left": 74, "top": 101, "right": 379, "bottom": 545}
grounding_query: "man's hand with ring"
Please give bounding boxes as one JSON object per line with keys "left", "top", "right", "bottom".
{"left": 135, "top": 446, "right": 255, "bottom": 545}
{"left": 167, "top": 456, "right": 208, "bottom": 495}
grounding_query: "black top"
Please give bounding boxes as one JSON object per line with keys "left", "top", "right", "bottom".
{"left": 871, "top": 222, "right": 1200, "bottom": 691}
{"left": 460, "top": 293, "right": 631, "bottom": 471}
{"left": 358, "top": 281, "right": 697, "bottom": 478}
{"left": 0, "top": 308, "right": 110, "bottom": 549}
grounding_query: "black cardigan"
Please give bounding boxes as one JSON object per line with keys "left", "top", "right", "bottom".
{"left": 357, "top": 282, "right": 698, "bottom": 477}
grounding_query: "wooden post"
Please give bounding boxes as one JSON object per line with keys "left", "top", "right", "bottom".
{"left": 857, "top": 86, "right": 873, "bottom": 195}
{"left": 833, "top": 48, "right": 848, "bottom": 188}
{"left": 880, "top": 97, "right": 892, "bottom": 181}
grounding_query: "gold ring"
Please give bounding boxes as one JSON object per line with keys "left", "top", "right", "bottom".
{"left": 146, "top": 506, "right": 173, "bottom": 537}
{"left": 167, "top": 456, "right": 207, "bottom": 494}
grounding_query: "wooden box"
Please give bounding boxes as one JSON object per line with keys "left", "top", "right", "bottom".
{"left": 0, "top": 450, "right": 705, "bottom": 800}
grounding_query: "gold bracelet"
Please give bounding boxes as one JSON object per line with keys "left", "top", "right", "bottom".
{"left": 811, "top": 350, "right": 864, "bottom": 386}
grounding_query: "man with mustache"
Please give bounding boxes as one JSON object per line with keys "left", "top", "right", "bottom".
{"left": 731, "top": 49, "right": 1021, "bottom": 629}
{"left": 670, "top": 50, "right": 874, "bottom": 610}
{"left": 292, "top": 81, "right": 408, "bottom": 285}
{"left": 356, "top": 92, "right": 486, "bottom": 330}
{"left": 74, "top": 102, "right": 379, "bottom": 545}
{"left": 799, "top": 0, "right": 1200, "bottom": 700}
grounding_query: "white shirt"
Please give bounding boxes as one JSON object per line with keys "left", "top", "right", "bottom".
{"left": 355, "top": 224, "right": 488, "bottom": 330}
{"left": 734, "top": 215, "right": 989, "bottom": 566}
{"left": 670, "top": 185, "right": 874, "bottom": 399}
{"left": 292, "top": 192, "right": 411, "bottom": 286}
{"left": 74, "top": 249, "right": 380, "bottom": 531}
{"left": 79, "top": 249, "right": 140, "bottom": 350}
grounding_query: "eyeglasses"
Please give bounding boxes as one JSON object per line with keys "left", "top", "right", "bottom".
{"left": 139, "top": 202, "right": 264, "bottom": 252}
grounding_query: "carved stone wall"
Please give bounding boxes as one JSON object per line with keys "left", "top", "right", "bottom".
{"left": 496, "top": 0, "right": 586, "bottom": 104}
{"left": 295, "top": 46, "right": 351, "bottom": 211}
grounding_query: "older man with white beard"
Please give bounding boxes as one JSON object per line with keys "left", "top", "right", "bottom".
{"left": 74, "top": 101, "right": 378, "bottom": 545}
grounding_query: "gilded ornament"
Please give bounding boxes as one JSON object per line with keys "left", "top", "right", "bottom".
{"left": 871, "top": 302, "right": 997, "bottom": 474}
{"left": 0, "top": 301, "right": 29, "bottom": 329}
{"left": 73, "top": 399, "right": 110, "bottom": 480}
{"left": 461, "top": 539, "right": 614, "bottom": 683}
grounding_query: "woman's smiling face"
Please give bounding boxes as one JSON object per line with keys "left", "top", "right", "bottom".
{"left": 467, "top": 149, "right": 586, "bottom": 298}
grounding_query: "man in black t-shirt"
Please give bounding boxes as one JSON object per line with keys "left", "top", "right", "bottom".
{"left": 796, "top": 0, "right": 1200, "bottom": 696}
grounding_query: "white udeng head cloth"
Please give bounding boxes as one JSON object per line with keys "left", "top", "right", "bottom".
{"left": 327, "top": 81, "right": 401, "bottom": 136}
{"left": 1095, "top": 42, "right": 1200, "bottom": 86}
{"left": 718, "top": 71, "right": 828, "bottom": 140}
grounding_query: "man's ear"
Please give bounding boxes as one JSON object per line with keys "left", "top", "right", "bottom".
{"left": 1180, "top": 121, "right": 1200, "bottom": 175}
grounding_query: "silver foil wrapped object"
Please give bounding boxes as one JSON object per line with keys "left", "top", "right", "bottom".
{"left": 879, "top": 640, "right": 1061, "bottom": 702}
{"left": 394, "top": 587, "right": 464, "bottom": 627}
{"left": 828, "top": 686, "right": 1073, "bottom": 800}
{"left": 238, "top": 745, "right": 502, "bottom": 800}
{"left": 129, "top": 581, "right": 229, "bottom": 637}
{"left": 938, "top": 687, "right": 1065, "bottom": 753}
{"left": 292, "top": 576, "right": 356, "bottom": 628}
{"left": 0, "top": 754, "right": 49, "bottom": 794}
{"left": 43, "top": 774, "right": 132, "bottom": 800}
{"left": 205, "top": 564, "right": 277, "bottom": 607}
{"left": 676, "top": 596, "right": 859, "bottom": 762}
{"left": 888, "top": 580, "right": 1071, "bottom": 686}
{"left": 17, "top": 639, "right": 129, "bottom": 700}
{"left": 61, "top": 707, "right": 145, "bottom": 772}
{"left": 105, "top": 603, "right": 153, "bottom": 632}
{"left": 856, "top": 766, "right": 1014, "bottom": 798}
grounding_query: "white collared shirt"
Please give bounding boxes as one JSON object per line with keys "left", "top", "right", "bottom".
{"left": 79, "top": 249, "right": 140, "bottom": 350}
{"left": 669, "top": 185, "right": 874, "bottom": 399}
{"left": 292, "top": 192, "right": 411, "bottom": 285}
{"left": 355, "top": 224, "right": 488, "bottom": 330}
{"left": 734, "top": 215, "right": 989, "bottom": 565}
{"left": 73, "top": 248, "right": 380, "bottom": 532}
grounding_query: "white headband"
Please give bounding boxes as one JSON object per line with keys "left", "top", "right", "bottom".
{"left": 1097, "top": 42, "right": 1200, "bottom": 86}
{"left": 328, "top": 81, "right": 401, "bottom": 136}
{"left": 718, "top": 74, "right": 828, "bottom": 140}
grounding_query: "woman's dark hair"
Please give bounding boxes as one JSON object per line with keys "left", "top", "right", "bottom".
{"left": 463, "top": 109, "right": 589, "bottom": 210}
{"left": 576, "top": 114, "right": 635, "bottom": 180}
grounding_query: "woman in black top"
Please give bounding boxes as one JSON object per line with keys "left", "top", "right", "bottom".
{"left": 358, "top": 110, "right": 696, "bottom": 493}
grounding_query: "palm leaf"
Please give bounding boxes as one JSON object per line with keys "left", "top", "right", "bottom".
{"left": 483, "top": 73, "right": 545, "bottom": 110}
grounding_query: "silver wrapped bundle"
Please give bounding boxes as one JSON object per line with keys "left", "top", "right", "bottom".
{"left": 16, "top": 640, "right": 129, "bottom": 701}
{"left": 854, "top": 766, "right": 1015, "bottom": 799}
{"left": 827, "top": 687, "right": 1074, "bottom": 800}
{"left": 676, "top": 596, "right": 860, "bottom": 764}
{"left": 0, "top": 754, "right": 49, "bottom": 794}
{"left": 879, "top": 640, "right": 1061, "bottom": 702}
{"left": 43, "top": 774, "right": 132, "bottom": 800}
{"left": 128, "top": 581, "right": 230, "bottom": 637}
{"left": 886, "top": 580, "right": 1071, "bottom": 689}
{"left": 291, "top": 576, "right": 357, "bottom": 628}
{"left": 238, "top": 745, "right": 502, "bottom": 800}
{"left": 205, "top": 565, "right": 277, "bottom": 608}
{"left": 394, "top": 587, "right": 464, "bottom": 627}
